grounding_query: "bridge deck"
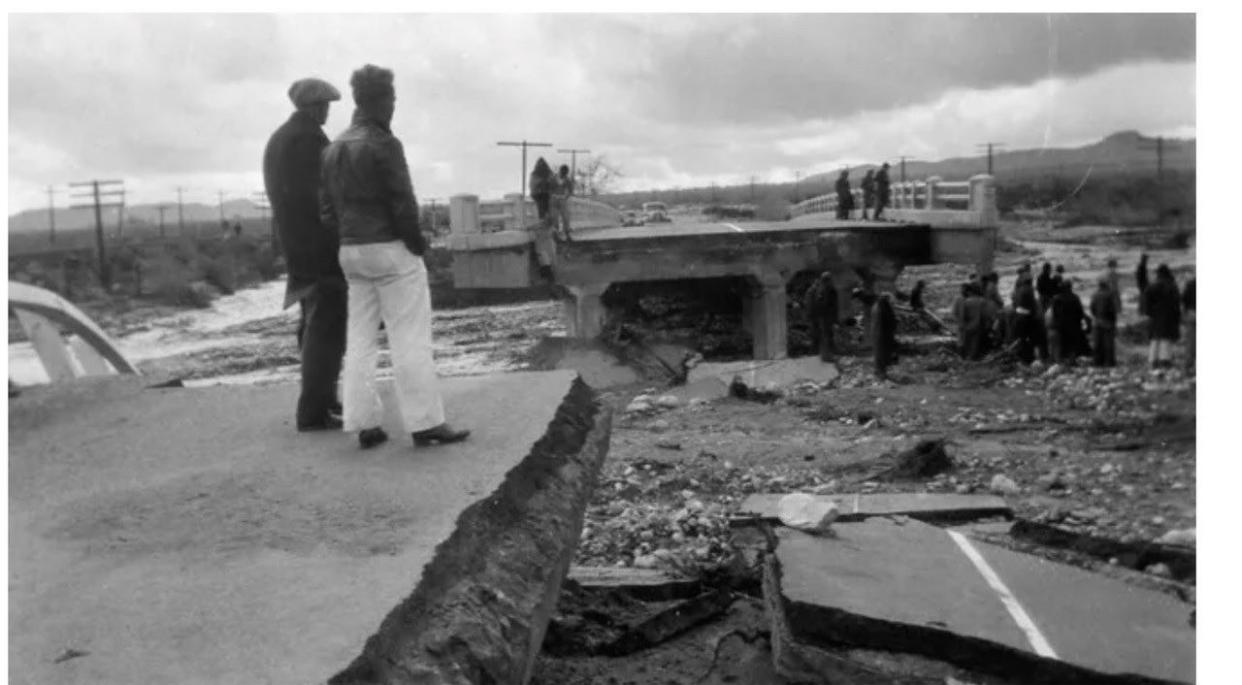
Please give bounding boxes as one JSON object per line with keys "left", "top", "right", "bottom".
{"left": 570, "top": 218, "right": 918, "bottom": 242}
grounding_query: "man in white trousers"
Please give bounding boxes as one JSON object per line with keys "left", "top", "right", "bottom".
{"left": 319, "top": 63, "right": 469, "bottom": 450}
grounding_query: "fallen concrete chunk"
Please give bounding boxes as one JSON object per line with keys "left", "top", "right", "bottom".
{"left": 566, "top": 566, "right": 702, "bottom": 601}
{"left": 1010, "top": 518, "right": 1195, "bottom": 582}
{"left": 736, "top": 492, "right": 1011, "bottom": 525}
{"left": 770, "top": 520, "right": 1194, "bottom": 684}
{"left": 9, "top": 371, "right": 609, "bottom": 685}
{"left": 777, "top": 492, "right": 840, "bottom": 532}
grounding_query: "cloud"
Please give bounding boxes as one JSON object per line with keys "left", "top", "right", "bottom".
{"left": 7, "top": 13, "right": 1195, "bottom": 215}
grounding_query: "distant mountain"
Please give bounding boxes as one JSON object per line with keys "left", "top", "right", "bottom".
{"left": 804, "top": 130, "right": 1196, "bottom": 188}
{"left": 8, "top": 199, "right": 265, "bottom": 235}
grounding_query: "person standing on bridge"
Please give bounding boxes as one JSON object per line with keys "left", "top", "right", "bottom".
{"left": 320, "top": 64, "right": 469, "bottom": 450}
{"left": 529, "top": 158, "right": 557, "bottom": 282}
{"left": 549, "top": 164, "right": 574, "bottom": 242}
{"left": 873, "top": 163, "right": 891, "bottom": 220}
{"left": 860, "top": 170, "right": 876, "bottom": 220}
{"left": 263, "top": 76, "right": 346, "bottom": 432}
{"left": 834, "top": 170, "right": 853, "bottom": 220}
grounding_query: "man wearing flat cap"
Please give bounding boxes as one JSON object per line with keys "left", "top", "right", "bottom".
{"left": 262, "top": 77, "right": 346, "bottom": 431}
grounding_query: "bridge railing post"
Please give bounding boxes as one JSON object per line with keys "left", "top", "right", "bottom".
{"left": 504, "top": 194, "right": 527, "bottom": 231}
{"left": 968, "top": 174, "right": 998, "bottom": 227}
{"left": 925, "top": 176, "right": 940, "bottom": 210}
{"left": 449, "top": 194, "right": 480, "bottom": 234}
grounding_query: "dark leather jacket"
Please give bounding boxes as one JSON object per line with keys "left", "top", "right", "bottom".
{"left": 319, "top": 110, "right": 426, "bottom": 255}
{"left": 262, "top": 109, "right": 344, "bottom": 308}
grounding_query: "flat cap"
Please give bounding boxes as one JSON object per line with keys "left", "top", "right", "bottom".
{"left": 288, "top": 78, "right": 341, "bottom": 108}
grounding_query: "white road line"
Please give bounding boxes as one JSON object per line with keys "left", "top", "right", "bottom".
{"left": 723, "top": 223, "right": 745, "bottom": 233}
{"left": 947, "top": 530, "right": 1060, "bottom": 659}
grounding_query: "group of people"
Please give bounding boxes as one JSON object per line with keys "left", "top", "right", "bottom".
{"left": 802, "top": 271, "right": 899, "bottom": 379}
{"left": 528, "top": 157, "right": 575, "bottom": 283}
{"left": 834, "top": 162, "right": 892, "bottom": 221}
{"left": 262, "top": 66, "right": 469, "bottom": 450}
{"left": 955, "top": 255, "right": 1194, "bottom": 370}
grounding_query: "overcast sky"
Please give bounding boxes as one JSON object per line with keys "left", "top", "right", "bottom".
{"left": 7, "top": 12, "right": 1195, "bottom": 215}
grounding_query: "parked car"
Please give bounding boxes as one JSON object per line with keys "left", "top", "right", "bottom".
{"left": 642, "top": 201, "right": 671, "bottom": 223}
{"left": 621, "top": 210, "right": 646, "bottom": 227}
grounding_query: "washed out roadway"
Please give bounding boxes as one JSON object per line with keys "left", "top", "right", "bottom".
{"left": 8, "top": 370, "right": 580, "bottom": 685}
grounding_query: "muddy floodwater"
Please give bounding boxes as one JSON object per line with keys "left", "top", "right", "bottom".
{"left": 8, "top": 279, "right": 566, "bottom": 387}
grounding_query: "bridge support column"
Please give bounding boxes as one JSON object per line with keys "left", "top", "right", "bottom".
{"left": 747, "top": 274, "right": 788, "bottom": 360}
{"left": 563, "top": 283, "right": 611, "bottom": 340}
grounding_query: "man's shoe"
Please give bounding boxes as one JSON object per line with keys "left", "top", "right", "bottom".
{"left": 359, "top": 427, "right": 389, "bottom": 450}
{"left": 297, "top": 415, "right": 344, "bottom": 432}
{"left": 412, "top": 423, "right": 470, "bottom": 447}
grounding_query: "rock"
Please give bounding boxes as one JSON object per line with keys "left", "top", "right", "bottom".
{"left": 625, "top": 400, "right": 653, "bottom": 414}
{"left": 1155, "top": 528, "right": 1195, "bottom": 547}
{"left": 1145, "top": 563, "right": 1173, "bottom": 578}
{"left": 655, "top": 394, "right": 682, "bottom": 409}
{"left": 955, "top": 484, "right": 973, "bottom": 495}
{"left": 649, "top": 419, "right": 671, "bottom": 432}
{"left": 989, "top": 474, "right": 1020, "bottom": 495}
{"left": 633, "top": 554, "right": 659, "bottom": 569}
{"left": 776, "top": 493, "right": 839, "bottom": 533}
{"left": 1037, "top": 471, "right": 1066, "bottom": 491}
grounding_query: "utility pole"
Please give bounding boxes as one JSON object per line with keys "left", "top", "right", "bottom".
{"left": 251, "top": 191, "right": 273, "bottom": 249}
{"left": 896, "top": 155, "right": 919, "bottom": 185}
{"left": 1139, "top": 135, "right": 1182, "bottom": 225}
{"left": 176, "top": 186, "right": 186, "bottom": 236}
{"left": 497, "top": 140, "right": 553, "bottom": 199}
{"left": 158, "top": 205, "right": 168, "bottom": 239}
{"left": 556, "top": 147, "right": 591, "bottom": 183}
{"left": 115, "top": 190, "right": 126, "bottom": 240}
{"left": 975, "top": 142, "right": 1006, "bottom": 175}
{"left": 69, "top": 179, "right": 124, "bottom": 289}
{"left": 46, "top": 185, "right": 57, "bottom": 244}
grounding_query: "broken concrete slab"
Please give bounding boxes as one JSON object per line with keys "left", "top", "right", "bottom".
{"left": 770, "top": 520, "right": 1194, "bottom": 684}
{"left": 566, "top": 566, "right": 703, "bottom": 601}
{"left": 736, "top": 492, "right": 1011, "bottom": 525}
{"left": 686, "top": 356, "right": 840, "bottom": 391}
{"left": 9, "top": 370, "right": 609, "bottom": 685}
{"left": 1010, "top": 518, "right": 1196, "bottom": 582}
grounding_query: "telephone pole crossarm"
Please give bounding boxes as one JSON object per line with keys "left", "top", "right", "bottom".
{"left": 497, "top": 140, "right": 553, "bottom": 199}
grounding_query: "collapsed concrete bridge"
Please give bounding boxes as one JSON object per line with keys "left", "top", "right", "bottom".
{"left": 447, "top": 174, "right": 999, "bottom": 359}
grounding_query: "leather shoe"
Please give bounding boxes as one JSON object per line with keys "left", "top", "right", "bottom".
{"left": 359, "top": 426, "right": 389, "bottom": 450}
{"left": 412, "top": 423, "right": 470, "bottom": 446}
{"left": 297, "top": 415, "right": 343, "bottom": 432}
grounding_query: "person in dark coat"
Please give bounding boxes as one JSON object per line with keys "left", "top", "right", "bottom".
{"left": 958, "top": 283, "right": 991, "bottom": 361}
{"left": 529, "top": 157, "right": 556, "bottom": 282}
{"left": 1089, "top": 278, "right": 1118, "bottom": 367}
{"left": 1143, "top": 264, "right": 1181, "bottom": 368}
{"left": 873, "top": 162, "right": 891, "bottom": 220}
{"left": 1136, "top": 253, "right": 1150, "bottom": 316}
{"left": 1035, "top": 262, "right": 1056, "bottom": 313}
{"left": 872, "top": 293, "right": 898, "bottom": 379}
{"left": 803, "top": 272, "right": 839, "bottom": 361}
{"left": 1182, "top": 276, "right": 1195, "bottom": 371}
{"left": 860, "top": 170, "right": 876, "bottom": 220}
{"left": 909, "top": 279, "right": 926, "bottom": 312}
{"left": 1009, "top": 267, "right": 1040, "bottom": 364}
{"left": 1049, "top": 281, "right": 1089, "bottom": 365}
{"left": 834, "top": 170, "right": 854, "bottom": 219}
{"left": 262, "top": 76, "right": 346, "bottom": 431}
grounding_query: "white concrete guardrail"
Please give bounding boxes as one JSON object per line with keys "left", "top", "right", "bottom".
{"left": 791, "top": 174, "right": 998, "bottom": 229}
{"left": 8, "top": 280, "right": 141, "bottom": 383}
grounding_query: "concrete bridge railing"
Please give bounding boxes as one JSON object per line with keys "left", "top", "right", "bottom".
{"left": 791, "top": 173, "right": 998, "bottom": 229}
{"left": 8, "top": 281, "right": 141, "bottom": 384}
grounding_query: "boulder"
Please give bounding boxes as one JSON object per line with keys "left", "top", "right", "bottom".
{"left": 989, "top": 474, "right": 1020, "bottom": 495}
{"left": 777, "top": 493, "right": 839, "bottom": 533}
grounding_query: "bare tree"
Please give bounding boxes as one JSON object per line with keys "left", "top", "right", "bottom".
{"left": 574, "top": 155, "right": 624, "bottom": 196}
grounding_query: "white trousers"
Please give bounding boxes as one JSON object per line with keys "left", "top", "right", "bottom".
{"left": 339, "top": 242, "right": 445, "bottom": 433}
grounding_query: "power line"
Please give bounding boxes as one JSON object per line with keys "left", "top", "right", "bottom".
{"left": 497, "top": 140, "right": 553, "bottom": 199}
